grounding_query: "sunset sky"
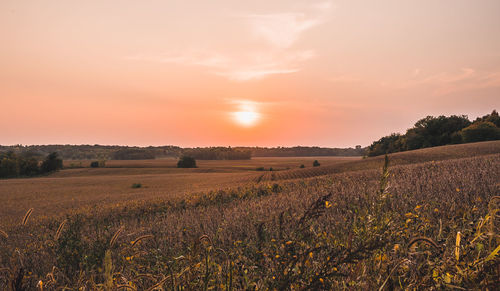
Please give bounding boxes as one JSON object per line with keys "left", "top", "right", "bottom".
{"left": 1, "top": 0, "right": 499, "bottom": 147}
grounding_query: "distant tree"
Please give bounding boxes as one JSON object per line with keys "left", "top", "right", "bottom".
{"left": 460, "top": 121, "right": 500, "bottom": 142}
{"left": 183, "top": 147, "right": 251, "bottom": 160}
{"left": 474, "top": 110, "right": 500, "bottom": 127}
{"left": 406, "top": 115, "right": 470, "bottom": 149}
{"left": 177, "top": 156, "right": 197, "bottom": 168}
{"left": 299, "top": 164, "right": 305, "bottom": 168}
{"left": 40, "top": 152, "right": 63, "bottom": 173}
{"left": 19, "top": 157, "right": 39, "bottom": 176}
{"left": 367, "top": 113, "right": 476, "bottom": 156}
{"left": 112, "top": 148, "right": 155, "bottom": 160}
{"left": 313, "top": 160, "right": 320, "bottom": 167}
{"left": 0, "top": 152, "right": 19, "bottom": 178}
{"left": 368, "top": 134, "right": 405, "bottom": 156}
{"left": 90, "top": 161, "right": 100, "bottom": 168}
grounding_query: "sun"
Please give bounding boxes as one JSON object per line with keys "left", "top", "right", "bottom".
{"left": 233, "top": 111, "right": 259, "bottom": 126}
{"left": 231, "top": 101, "right": 261, "bottom": 127}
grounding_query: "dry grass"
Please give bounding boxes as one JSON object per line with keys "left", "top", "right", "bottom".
{"left": 0, "top": 157, "right": 355, "bottom": 227}
{"left": 0, "top": 141, "right": 499, "bottom": 289}
{"left": 258, "top": 140, "right": 500, "bottom": 182}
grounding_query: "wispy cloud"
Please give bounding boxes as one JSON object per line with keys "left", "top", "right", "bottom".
{"left": 129, "top": 50, "right": 316, "bottom": 81}
{"left": 243, "top": 13, "right": 321, "bottom": 49}
{"left": 127, "top": 1, "right": 331, "bottom": 81}
{"left": 216, "top": 50, "right": 315, "bottom": 81}
{"left": 241, "top": 1, "right": 332, "bottom": 49}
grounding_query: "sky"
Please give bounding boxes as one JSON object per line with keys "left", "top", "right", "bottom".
{"left": 1, "top": 0, "right": 499, "bottom": 147}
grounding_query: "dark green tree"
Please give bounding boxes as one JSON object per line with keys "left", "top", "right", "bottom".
{"left": 406, "top": 115, "right": 470, "bottom": 149}
{"left": 460, "top": 121, "right": 500, "bottom": 142}
{"left": 474, "top": 110, "right": 500, "bottom": 127}
{"left": 41, "top": 152, "right": 63, "bottom": 173}
{"left": 0, "top": 152, "right": 19, "bottom": 178}
{"left": 19, "top": 157, "right": 39, "bottom": 176}
{"left": 367, "top": 134, "right": 405, "bottom": 156}
{"left": 177, "top": 156, "right": 197, "bottom": 168}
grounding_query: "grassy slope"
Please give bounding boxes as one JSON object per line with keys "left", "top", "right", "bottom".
{"left": 259, "top": 140, "right": 500, "bottom": 181}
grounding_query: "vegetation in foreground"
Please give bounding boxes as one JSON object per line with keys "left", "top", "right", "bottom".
{"left": 0, "top": 151, "right": 499, "bottom": 289}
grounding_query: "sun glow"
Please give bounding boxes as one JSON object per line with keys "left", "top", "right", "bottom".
{"left": 231, "top": 101, "right": 261, "bottom": 127}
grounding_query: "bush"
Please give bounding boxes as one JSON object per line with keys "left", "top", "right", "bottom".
{"left": 256, "top": 167, "right": 265, "bottom": 171}
{"left": 313, "top": 160, "right": 320, "bottom": 167}
{"left": 460, "top": 121, "right": 500, "bottom": 143}
{"left": 40, "top": 152, "right": 63, "bottom": 173}
{"left": 299, "top": 164, "right": 305, "bottom": 168}
{"left": 19, "top": 157, "right": 39, "bottom": 176}
{"left": 90, "top": 161, "right": 99, "bottom": 168}
{"left": 177, "top": 156, "right": 197, "bottom": 168}
{"left": 131, "top": 183, "right": 142, "bottom": 188}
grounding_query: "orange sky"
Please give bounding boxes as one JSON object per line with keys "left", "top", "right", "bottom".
{"left": 1, "top": 0, "right": 499, "bottom": 147}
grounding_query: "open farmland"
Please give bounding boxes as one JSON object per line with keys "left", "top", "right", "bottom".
{"left": 0, "top": 156, "right": 358, "bottom": 227}
{"left": 0, "top": 141, "right": 500, "bottom": 289}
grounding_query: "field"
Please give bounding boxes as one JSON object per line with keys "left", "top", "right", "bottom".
{"left": 0, "top": 156, "right": 359, "bottom": 227}
{"left": 0, "top": 141, "right": 499, "bottom": 289}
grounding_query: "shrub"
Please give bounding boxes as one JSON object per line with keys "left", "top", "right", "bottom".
{"left": 131, "top": 183, "right": 142, "bottom": 188}
{"left": 90, "top": 161, "right": 99, "bottom": 168}
{"left": 40, "top": 152, "right": 63, "bottom": 173}
{"left": 299, "top": 164, "right": 305, "bottom": 168}
{"left": 313, "top": 160, "right": 320, "bottom": 167}
{"left": 177, "top": 156, "right": 197, "bottom": 168}
{"left": 256, "top": 167, "right": 265, "bottom": 171}
{"left": 460, "top": 121, "right": 500, "bottom": 142}
{"left": 0, "top": 152, "right": 19, "bottom": 178}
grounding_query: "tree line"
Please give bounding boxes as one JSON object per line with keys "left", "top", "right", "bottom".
{"left": 236, "top": 146, "right": 365, "bottom": 157}
{"left": 0, "top": 144, "right": 366, "bottom": 161}
{"left": 0, "top": 151, "right": 63, "bottom": 178}
{"left": 183, "top": 147, "right": 252, "bottom": 160}
{"left": 367, "top": 110, "right": 500, "bottom": 156}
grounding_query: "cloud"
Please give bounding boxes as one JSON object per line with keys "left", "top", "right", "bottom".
{"left": 127, "top": 1, "right": 331, "bottom": 81}
{"left": 129, "top": 49, "right": 315, "bottom": 81}
{"left": 243, "top": 13, "right": 321, "bottom": 49}
{"left": 215, "top": 50, "right": 315, "bottom": 81}
{"left": 241, "top": 1, "right": 332, "bottom": 48}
